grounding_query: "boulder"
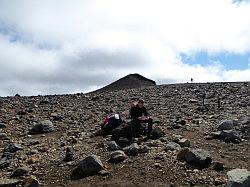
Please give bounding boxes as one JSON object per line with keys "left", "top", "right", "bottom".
{"left": 29, "top": 120, "right": 54, "bottom": 134}
{"left": 109, "top": 150, "right": 127, "bottom": 163}
{"left": 221, "top": 130, "right": 241, "bottom": 143}
{"left": 165, "top": 142, "right": 181, "bottom": 151}
{"left": 11, "top": 166, "right": 30, "bottom": 177}
{"left": 71, "top": 155, "right": 103, "bottom": 179}
{"left": 123, "top": 143, "right": 140, "bottom": 156}
{"left": 218, "top": 120, "right": 235, "bottom": 131}
{"left": 150, "top": 127, "right": 165, "bottom": 140}
{"left": 184, "top": 149, "right": 212, "bottom": 168}
{"left": 227, "top": 169, "right": 250, "bottom": 187}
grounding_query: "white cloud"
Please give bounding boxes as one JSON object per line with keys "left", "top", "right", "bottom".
{"left": 0, "top": 0, "right": 250, "bottom": 96}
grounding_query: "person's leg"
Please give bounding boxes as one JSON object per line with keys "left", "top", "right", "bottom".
{"left": 147, "top": 118, "right": 153, "bottom": 138}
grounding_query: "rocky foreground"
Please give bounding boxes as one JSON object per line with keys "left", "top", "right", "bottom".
{"left": 0, "top": 82, "right": 249, "bottom": 187}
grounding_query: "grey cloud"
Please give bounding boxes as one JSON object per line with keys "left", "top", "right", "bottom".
{"left": 0, "top": 48, "right": 147, "bottom": 96}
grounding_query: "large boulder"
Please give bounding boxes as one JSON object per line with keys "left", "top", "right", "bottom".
{"left": 29, "top": 120, "right": 54, "bottom": 134}
{"left": 227, "top": 169, "right": 250, "bottom": 187}
{"left": 218, "top": 120, "right": 235, "bottom": 131}
{"left": 184, "top": 149, "right": 212, "bottom": 168}
{"left": 71, "top": 155, "right": 103, "bottom": 179}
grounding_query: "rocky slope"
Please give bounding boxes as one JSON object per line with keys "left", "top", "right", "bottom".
{"left": 0, "top": 82, "right": 249, "bottom": 187}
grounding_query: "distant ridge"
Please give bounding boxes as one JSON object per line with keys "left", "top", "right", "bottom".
{"left": 93, "top": 73, "right": 156, "bottom": 93}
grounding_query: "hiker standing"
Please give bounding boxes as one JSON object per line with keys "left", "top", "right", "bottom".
{"left": 130, "top": 99, "right": 153, "bottom": 139}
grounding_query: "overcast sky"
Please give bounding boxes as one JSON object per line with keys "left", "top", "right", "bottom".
{"left": 0, "top": 0, "right": 250, "bottom": 96}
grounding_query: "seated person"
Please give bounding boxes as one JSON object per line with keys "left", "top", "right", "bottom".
{"left": 130, "top": 99, "right": 153, "bottom": 139}
{"left": 101, "top": 110, "right": 123, "bottom": 134}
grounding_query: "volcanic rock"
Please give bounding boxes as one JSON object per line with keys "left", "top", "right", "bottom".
{"left": 184, "top": 149, "right": 212, "bottom": 168}
{"left": 29, "top": 120, "right": 54, "bottom": 134}
{"left": 150, "top": 127, "right": 165, "bottom": 140}
{"left": 165, "top": 142, "right": 181, "bottom": 151}
{"left": 11, "top": 166, "right": 30, "bottom": 177}
{"left": 109, "top": 150, "right": 128, "bottom": 163}
{"left": 218, "top": 120, "right": 235, "bottom": 130}
{"left": 227, "top": 169, "right": 250, "bottom": 187}
{"left": 71, "top": 155, "right": 104, "bottom": 179}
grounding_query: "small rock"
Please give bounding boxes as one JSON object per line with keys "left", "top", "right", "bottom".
{"left": 178, "top": 138, "right": 191, "bottom": 147}
{"left": 109, "top": 150, "right": 127, "bottom": 163}
{"left": 172, "top": 134, "right": 183, "bottom": 143}
{"left": 11, "top": 166, "right": 30, "bottom": 177}
{"left": 106, "top": 141, "right": 119, "bottom": 151}
{"left": 28, "top": 150, "right": 39, "bottom": 155}
{"left": 17, "top": 110, "right": 27, "bottom": 115}
{"left": 4, "top": 143, "right": 23, "bottom": 153}
{"left": 165, "top": 142, "right": 181, "bottom": 151}
{"left": 98, "top": 170, "right": 110, "bottom": 176}
{"left": 139, "top": 145, "right": 150, "bottom": 153}
{"left": 116, "top": 137, "right": 130, "bottom": 148}
{"left": 0, "top": 123, "right": 7, "bottom": 128}
{"left": 0, "top": 133, "right": 9, "bottom": 140}
{"left": 189, "top": 99, "right": 198, "bottom": 103}
{"left": 227, "top": 169, "right": 250, "bottom": 187}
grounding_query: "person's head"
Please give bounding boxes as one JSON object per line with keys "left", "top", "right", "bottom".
{"left": 138, "top": 99, "right": 144, "bottom": 108}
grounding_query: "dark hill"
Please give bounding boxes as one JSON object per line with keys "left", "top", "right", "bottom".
{"left": 94, "top": 73, "right": 156, "bottom": 93}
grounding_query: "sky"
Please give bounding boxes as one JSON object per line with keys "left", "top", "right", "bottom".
{"left": 0, "top": 0, "right": 250, "bottom": 96}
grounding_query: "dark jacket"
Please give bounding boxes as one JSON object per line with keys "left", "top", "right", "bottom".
{"left": 130, "top": 104, "right": 148, "bottom": 119}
